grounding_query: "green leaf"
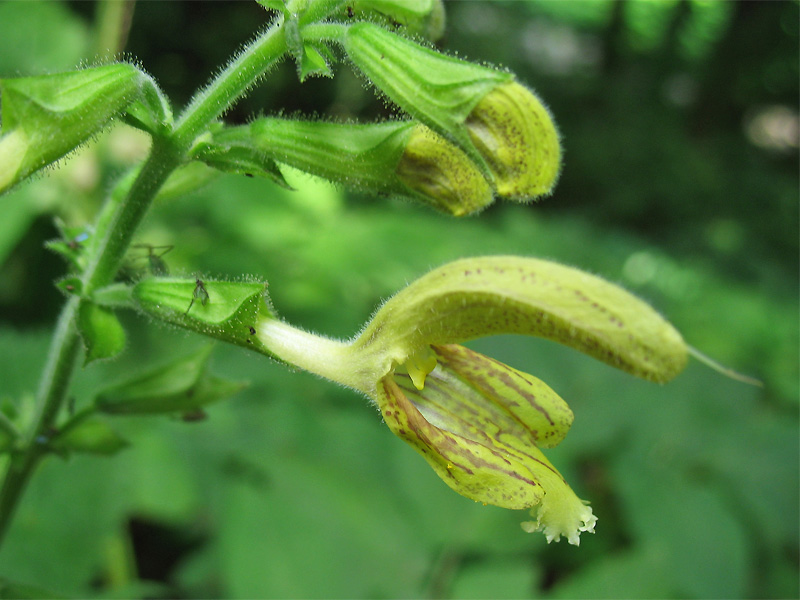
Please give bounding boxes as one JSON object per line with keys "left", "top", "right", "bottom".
{"left": 95, "top": 345, "right": 246, "bottom": 415}
{"left": 78, "top": 301, "right": 126, "bottom": 365}
{"left": 0, "top": 577, "right": 67, "bottom": 599}
{"left": 49, "top": 414, "right": 128, "bottom": 457}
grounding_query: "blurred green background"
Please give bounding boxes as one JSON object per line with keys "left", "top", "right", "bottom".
{"left": 0, "top": 1, "right": 797, "bottom": 598}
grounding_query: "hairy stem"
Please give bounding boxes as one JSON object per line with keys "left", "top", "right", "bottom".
{"left": 0, "top": 16, "right": 290, "bottom": 549}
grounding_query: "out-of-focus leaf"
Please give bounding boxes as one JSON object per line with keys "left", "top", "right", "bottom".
{"left": 0, "top": 577, "right": 66, "bottom": 599}
{"left": 612, "top": 448, "right": 750, "bottom": 599}
{"left": 547, "top": 546, "right": 673, "bottom": 599}
{"left": 95, "top": 345, "right": 246, "bottom": 415}
{"left": 450, "top": 556, "right": 541, "bottom": 600}
{"left": 0, "top": 2, "right": 87, "bottom": 75}
{"left": 49, "top": 415, "right": 128, "bottom": 457}
{"left": 0, "top": 200, "right": 39, "bottom": 268}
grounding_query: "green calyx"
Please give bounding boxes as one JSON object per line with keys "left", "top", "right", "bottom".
{"left": 344, "top": 23, "right": 508, "bottom": 166}
{"left": 346, "top": 0, "right": 446, "bottom": 41}
{"left": 200, "top": 118, "right": 493, "bottom": 216}
{"left": 343, "top": 23, "right": 563, "bottom": 201}
{"left": 133, "top": 278, "right": 275, "bottom": 355}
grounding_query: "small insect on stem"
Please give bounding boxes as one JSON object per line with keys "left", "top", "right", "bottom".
{"left": 133, "top": 244, "right": 174, "bottom": 276}
{"left": 67, "top": 232, "right": 89, "bottom": 250}
{"left": 185, "top": 279, "right": 210, "bottom": 315}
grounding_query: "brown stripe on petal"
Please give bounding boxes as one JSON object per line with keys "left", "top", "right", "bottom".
{"left": 431, "top": 344, "right": 574, "bottom": 449}
{"left": 379, "top": 376, "right": 544, "bottom": 510}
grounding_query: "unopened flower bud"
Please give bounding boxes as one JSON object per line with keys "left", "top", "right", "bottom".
{"left": 466, "top": 81, "right": 561, "bottom": 200}
{"left": 395, "top": 124, "right": 493, "bottom": 216}
{"left": 344, "top": 23, "right": 562, "bottom": 200}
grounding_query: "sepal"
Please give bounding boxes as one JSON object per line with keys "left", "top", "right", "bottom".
{"left": 122, "top": 74, "right": 173, "bottom": 135}
{"left": 344, "top": 22, "right": 508, "bottom": 170}
{"left": 191, "top": 124, "right": 290, "bottom": 187}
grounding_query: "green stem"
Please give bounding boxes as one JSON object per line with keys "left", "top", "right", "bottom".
{"left": 173, "top": 20, "right": 288, "bottom": 148}
{"left": 0, "top": 17, "right": 290, "bottom": 549}
{"left": 301, "top": 22, "right": 349, "bottom": 43}
{"left": 0, "top": 296, "right": 81, "bottom": 543}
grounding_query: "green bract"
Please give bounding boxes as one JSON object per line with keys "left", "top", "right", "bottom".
{"left": 344, "top": 23, "right": 561, "bottom": 199}
{"left": 0, "top": 64, "right": 163, "bottom": 194}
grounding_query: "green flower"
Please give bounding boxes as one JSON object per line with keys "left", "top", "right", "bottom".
{"left": 253, "top": 256, "right": 687, "bottom": 544}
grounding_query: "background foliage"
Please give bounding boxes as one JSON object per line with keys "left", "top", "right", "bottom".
{"left": 0, "top": 1, "right": 797, "bottom": 598}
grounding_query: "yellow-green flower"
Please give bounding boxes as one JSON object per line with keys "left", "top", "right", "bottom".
{"left": 251, "top": 256, "right": 687, "bottom": 544}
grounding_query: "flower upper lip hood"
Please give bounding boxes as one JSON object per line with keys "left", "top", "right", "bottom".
{"left": 350, "top": 255, "right": 687, "bottom": 390}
